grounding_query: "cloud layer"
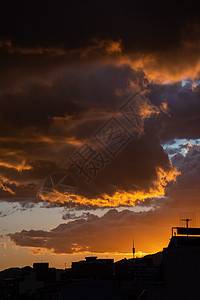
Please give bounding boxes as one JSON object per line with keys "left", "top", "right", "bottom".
{"left": 1, "top": 1, "right": 200, "bottom": 258}
{"left": 9, "top": 207, "right": 178, "bottom": 254}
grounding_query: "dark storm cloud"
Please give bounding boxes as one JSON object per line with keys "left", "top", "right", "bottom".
{"left": 148, "top": 83, "right": 200, "bottom": 142}
{"left": 3, "top": 2, "right": 200, "bottom": 257}
{"left": 0, "top": 1, "right": 197, "bottom": 52}
{"left": 0, "top": 1, "right": 200, "bottom": 86}
{"left": 67, "top": 131, "right": 172, "bottom": 200}
{"left": 0, "top": 61, "right": 158, "bottom": 205}
{"left": 0, "top": 1, "right": 199, "bottom": 209}
{"left": 0, "top": 63, "right": 144, "bottom": 133}
{"left": 2, "top": 77, "right": 200, "bottom": 208}
{"left": 0, "top": 2, "right": 200, "bottom": 86}
{"left": 165, "top": 144, "right": 200, "bottom": 209}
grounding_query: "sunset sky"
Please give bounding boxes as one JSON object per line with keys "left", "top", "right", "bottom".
{"left": 1, "top": 1, "right": 200, "bottom": 270}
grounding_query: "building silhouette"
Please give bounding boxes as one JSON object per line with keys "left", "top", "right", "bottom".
{"left": 1, "top": 225, "right": 200, "bottom": 299}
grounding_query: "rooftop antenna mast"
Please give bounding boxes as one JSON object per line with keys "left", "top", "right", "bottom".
{"left": 179, "top": 212, "right": 196, "bottom": 237}
{"left": 181, "top": 218, "right": 192, "bottom": 237}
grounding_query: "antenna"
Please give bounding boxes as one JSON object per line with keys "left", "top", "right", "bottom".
{"left": 132, "top": 238, "right": 135, "bottom": 259}
{"left": 179, "top": 212, "right": 196, "bottom": 237}
{"left": 179, "top": 212, "right": 196, "bottom": 227}
{"left": 181, "top": 218, "right": 192, "bottom": 229}
{"left": 181, "top": 218, "right": 192, "bottom": 236}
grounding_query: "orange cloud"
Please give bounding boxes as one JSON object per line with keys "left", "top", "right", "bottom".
{"left": 30, "top": 248, "right": 48, "bottom": 255}
{"left": 116, "top": 38, "right": 200, "bottom": 84}
{"left": 0, "top": 175, "right": 17, "bottom": 194}
{"left": 0, "top": 40, "right": 12, "bottom": 48}
{"left": 0, "top": 40, "right": 67, "bottom": 56}
{"left": 0, "top": 134, "right": 81, "bottom": 146}
{"left": 38, "top": 167, "right": 180, "bottom": 208}
{"left": 0, "top": 39, "right": 122, "bottom": 58}
{"left": 1, "top": 33, "right": 200, "bottom": 84}
{"left": 0, "top": 160, "right": 32, "bottom": 172}
{"left": 138, "top": 100, "right": 169, "bottom": 119}
{"left": 80, "top": 39, "right": 122, "bottom": 57}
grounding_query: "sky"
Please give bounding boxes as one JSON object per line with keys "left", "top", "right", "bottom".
{"left": 1, "top": 1, "right": 200, "bottom": 270}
